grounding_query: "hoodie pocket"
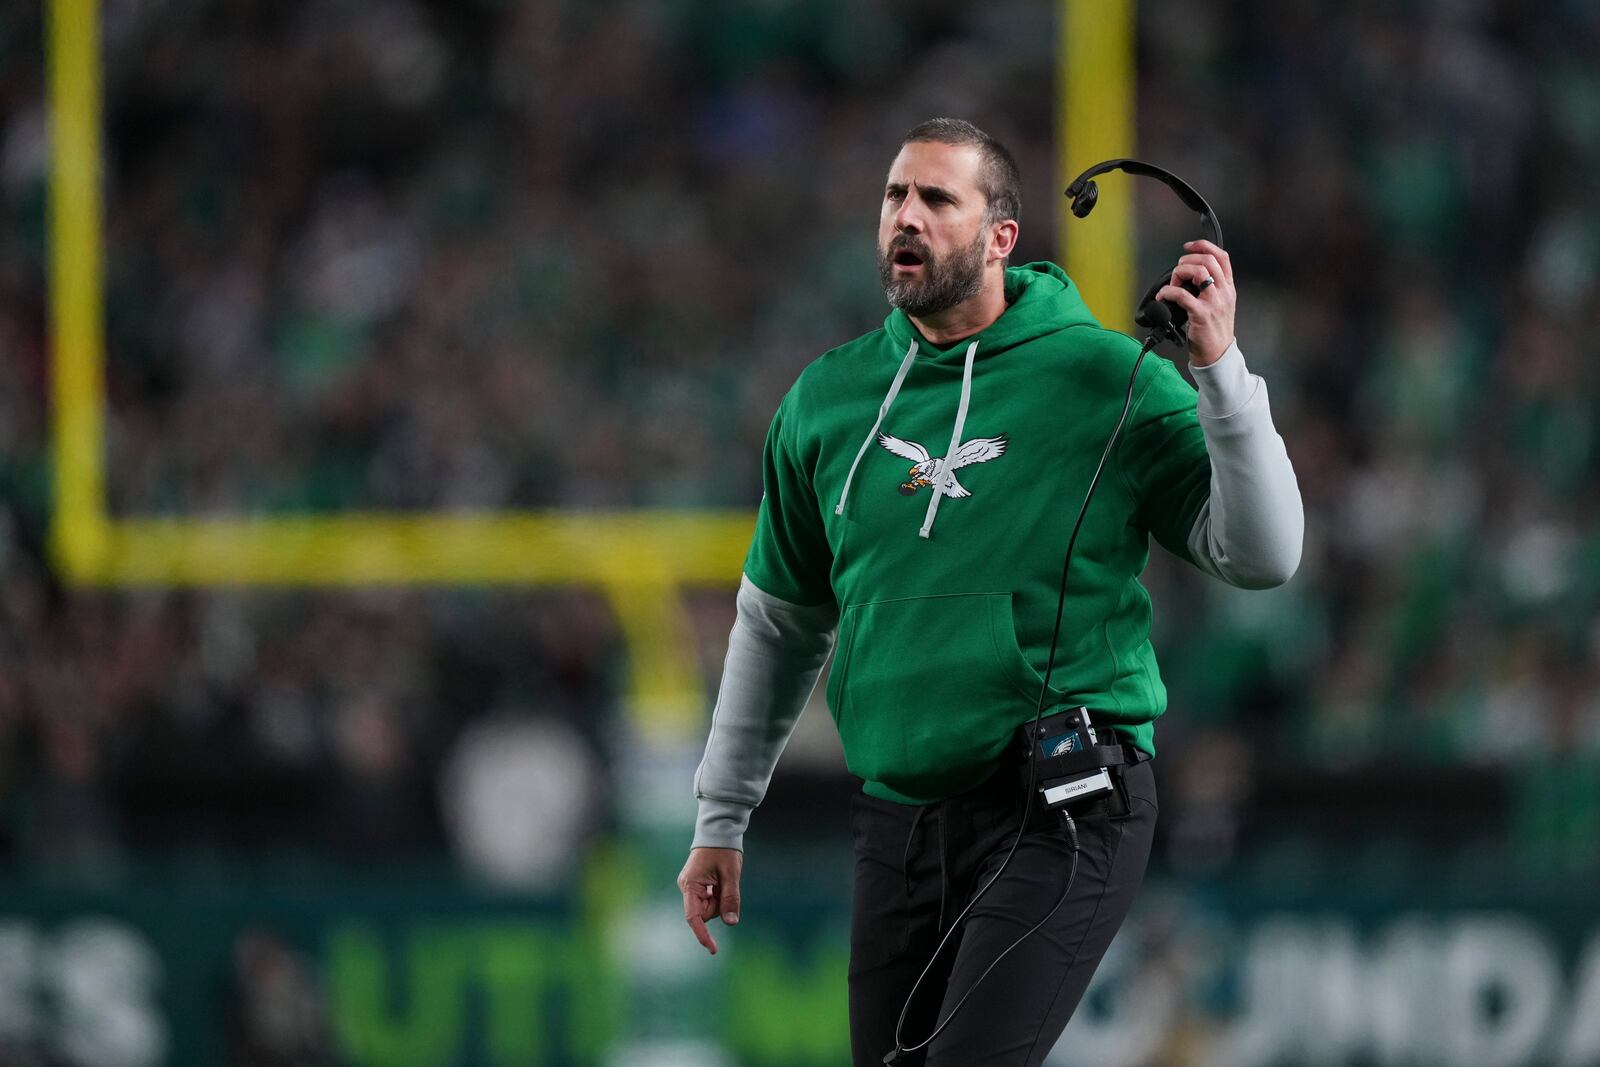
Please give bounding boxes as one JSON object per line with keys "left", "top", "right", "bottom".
{"left": 825, "top": 592, "right": 1062, "bottom": 794}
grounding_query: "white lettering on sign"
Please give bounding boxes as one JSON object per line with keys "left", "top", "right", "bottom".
{"left": 0, "top": 919, "right": 165, "bottom": 1067}
{"left": 1048, "top": 915, "right": 1600, "bottom": 1067}
{"left": 1045, "top": 934, "right": 1174, "bottom": 1067}
{"left": 0, "top": 924, "right": 39, "bottom": 1041}
{"left": 1441, "top": 917, "right": 1561, "bottom": 1067}
{"left": 1559, "top": 937, "right": 1600, "bottom": 1067}
{"left": 1211, "top": 916, "right": 1564, "bottom": 1067}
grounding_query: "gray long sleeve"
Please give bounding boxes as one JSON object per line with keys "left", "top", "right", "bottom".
{"left": 1182, "top": 340, "right": 1303, "bottom": 587}
{"left": 691, "top": 576, "right": 837, "bottom": 852}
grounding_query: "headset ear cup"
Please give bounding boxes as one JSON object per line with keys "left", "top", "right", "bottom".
{"left": 1135, "top": 274, "right": 1185, "bottom": 330}
{"left": 1070, "top": 180, "right": 1098, "bottom": 218}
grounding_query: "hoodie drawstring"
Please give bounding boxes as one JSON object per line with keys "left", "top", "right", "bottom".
{"left": 918, "top": 339, "right": 979, "bottom": 539}
{"left": 836, "top": 340, "right": 918, "bottom": 517}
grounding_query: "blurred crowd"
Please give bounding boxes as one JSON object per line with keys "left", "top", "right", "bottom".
{"left": 2, "top": 0, "right": 1600, "bottom": 879}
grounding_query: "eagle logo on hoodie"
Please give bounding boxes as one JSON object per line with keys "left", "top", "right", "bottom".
{"left": 877, "top": 432, "right": 1008, "bottom": 498}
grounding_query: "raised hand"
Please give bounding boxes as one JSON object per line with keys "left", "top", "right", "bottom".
{"left": 1156, "top": 239, "right": 1237, "bottom": 367}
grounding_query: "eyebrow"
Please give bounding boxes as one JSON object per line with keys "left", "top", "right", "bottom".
{"left": 885, "top": 181, "right": 959, "bottom": 203}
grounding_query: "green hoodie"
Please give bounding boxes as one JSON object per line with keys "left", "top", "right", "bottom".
{"left": 744, "top": 262, "right": 1211, "bottom": 804}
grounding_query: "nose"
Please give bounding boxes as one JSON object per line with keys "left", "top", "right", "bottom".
{"left": 894, "top": 195, "right": 923, "bottom": 235}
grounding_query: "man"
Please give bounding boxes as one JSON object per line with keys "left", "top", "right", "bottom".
{"left": 678, "top": 118, "right": 1303, "bottom": 1066}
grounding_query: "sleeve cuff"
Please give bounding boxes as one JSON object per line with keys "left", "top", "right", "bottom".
{"left": 1189, "top": 339, "right": 1257, "bottom": 419}
{"left": 692, "top": 797, "right": 755, "bottom": 852}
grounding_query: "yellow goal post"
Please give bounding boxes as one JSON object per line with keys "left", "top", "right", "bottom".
{"left": 45, "top": 0, "right": 1133, "bottom": 739}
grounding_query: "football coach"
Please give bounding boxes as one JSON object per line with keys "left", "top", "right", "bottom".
{"left": 678, "top": 117, "right": 1303, "bottom": 1066}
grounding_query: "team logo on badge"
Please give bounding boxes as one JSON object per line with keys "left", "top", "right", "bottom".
{"left": 877, "top": 432, "right": 1008, "bottom": 498}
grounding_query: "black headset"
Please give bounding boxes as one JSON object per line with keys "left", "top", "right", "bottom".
{"left": 883, "top": 158, "right": 1225, "bottom": 1064}
{"left": 1064, "top": 157, "right": 1225, "bottom": 346}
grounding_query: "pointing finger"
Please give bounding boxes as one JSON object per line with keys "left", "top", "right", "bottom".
{"left": 688, "top": 914, "right": 718, "bottom": 955}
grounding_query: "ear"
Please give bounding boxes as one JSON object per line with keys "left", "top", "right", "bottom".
{"left": 989, "top": 218, "right": 1019, "bottom": 263}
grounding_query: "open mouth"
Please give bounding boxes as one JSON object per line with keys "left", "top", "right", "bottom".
{"left": 892, "top": 249, "right": 925, "bottom": 270}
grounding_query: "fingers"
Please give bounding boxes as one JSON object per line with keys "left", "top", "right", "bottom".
{"left": 1155, "top": 285, "right": 1203, "bottom": 318}
{"left": 679, "top": 851, "right": 745, "bottom": 956}
{"left": 688, "top": 913, "right": 718, "bottom": 955}
{"left": 1166, "top": 240, "right": 1237, "bottom": 367}
{"left": 1169, "top": 257, "right": 1225, "bottom": 292}
{"left": 678, "top": 863, "right": 717, "bottom": 950}
{"left": 1183, "top": 240, "right": 1232, "bottom": 284}
{"left": 678, "top": 877, "right": 715, "bottom": 916}
{"left": 680, "top": 879, "right": 719, "bottom": 954}
{"left": 1167, "top": 261, "right": 1213, "bottom": 291}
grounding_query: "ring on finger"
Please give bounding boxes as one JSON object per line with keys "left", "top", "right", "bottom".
{"left": 1197, "top": 276, "right": 1215, "bottom": 291}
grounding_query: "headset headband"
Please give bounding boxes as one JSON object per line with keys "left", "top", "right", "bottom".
{"left": 1064, "top": 157, "right": 1224, "bottom": 248}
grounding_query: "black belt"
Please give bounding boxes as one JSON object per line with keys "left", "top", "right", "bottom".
{"left": 1021, "top": 729, "right": 1150, "bottom": 820}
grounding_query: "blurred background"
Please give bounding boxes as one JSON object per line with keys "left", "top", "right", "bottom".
{"left": 3, "top": 0, "right": 1600, "bottom": 1064}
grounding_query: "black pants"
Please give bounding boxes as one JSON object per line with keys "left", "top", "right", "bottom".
{"left": 847, "top": 756, "right": 1157, "bottom": 1067}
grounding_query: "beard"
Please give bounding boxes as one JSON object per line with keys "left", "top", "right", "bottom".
{"left": 878, "top": 229, "right": 988, "bottom": 317}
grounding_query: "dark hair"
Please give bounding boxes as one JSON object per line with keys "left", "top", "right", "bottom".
{"left": 900, "top": 118, "right": 1022, "bottom": 226}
